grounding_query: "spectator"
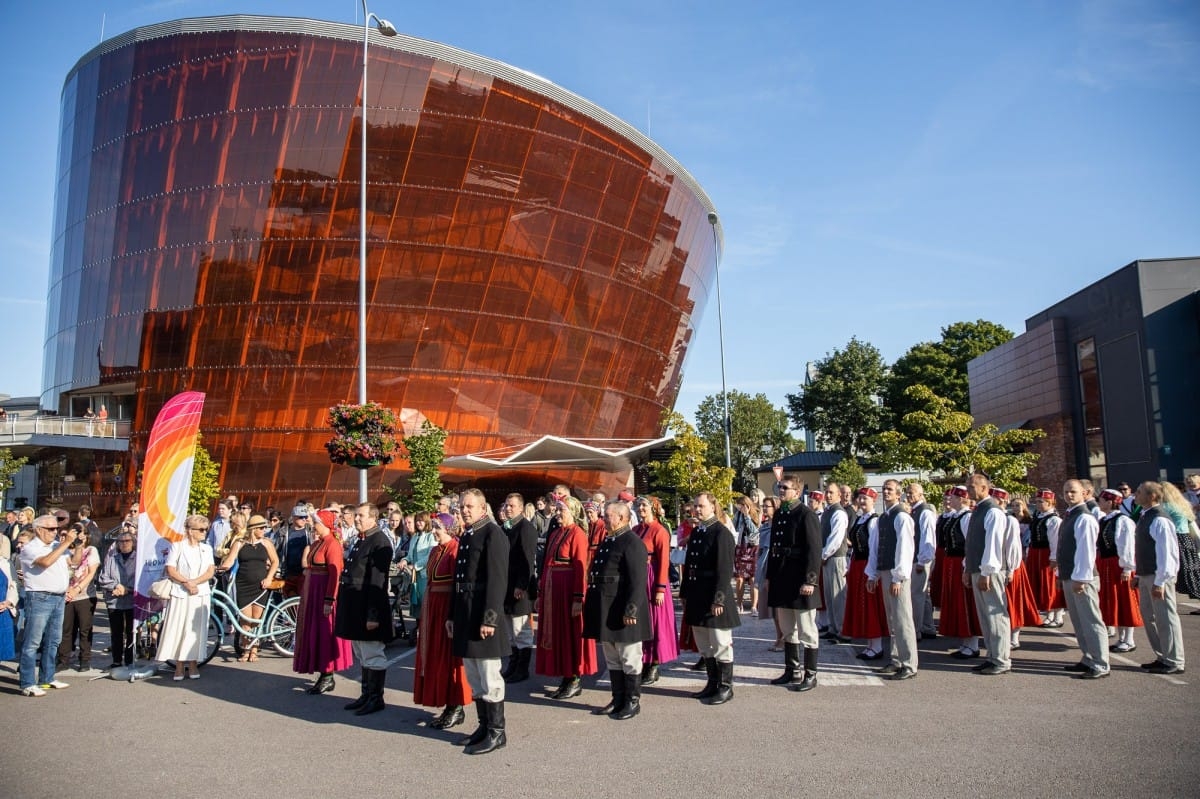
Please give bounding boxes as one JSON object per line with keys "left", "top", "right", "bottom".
{"left": 278, "top": 506, "right": 312, "bottom": 598}
{"left": 157, "top": 515, "right": 216, "bottom": 679}
{"left": 19, "top": 515, "right": 75, "bottom": 696}
{"left": 57, "top": 522, "right": 100, "bottom": 672}
{"left": 221, "top": 515, "right": 279, "bottom": 662}
{"left": 0, "top": 549, "right": 16, "bottom": 662}
{"left": 96, "top": 530, "right": 137, "bottom": 669}
{"left": 206, "top": 501, "right": 233, "bottom": 555}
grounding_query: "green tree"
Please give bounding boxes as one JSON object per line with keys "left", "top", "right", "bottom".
{"left": 695, "top": 390, "right": 799, "bottom": 494}
{"left": 386, "top": 420, "right": 448, "bottom": 514}
{"left": 886, "top": 319, "right": 1013, "bottom": 426}
{"left": 786, "top": 336, "right": 887, "bottom": 457}
{"left": 827, "top": 456, "right": 866, "bottom": 491}
{"left": 872, "top": 384, "right": 1044, "bottom": 494}
{"left": 0, "top": 447, "right": 28, "bottom": 498}
{"left": 648, "top": 411, "right": 735, "bottom": 509}
{"left": 188, "top": 435, "right": 221, "bottom": 515}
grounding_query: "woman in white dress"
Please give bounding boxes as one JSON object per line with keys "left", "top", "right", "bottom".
{"left": 157, "top": 515, "right": 216, "bottom": 679}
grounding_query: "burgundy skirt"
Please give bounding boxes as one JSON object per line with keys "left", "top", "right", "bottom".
{"left": 534, "top": 565, "right": 598, "bottom": 678}
{"left": 1097, "top": 557, "right": 1143, "bottom": 628}
{"left": 841, "top": 559, "right": 888, "bottom": 639}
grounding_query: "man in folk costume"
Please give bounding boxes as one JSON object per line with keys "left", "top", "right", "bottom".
{"left": 963, "top": 473, "right": 1011, "bottom": 676}
{"left": 818, "top": 485, "right": 850, "bottom": 644}
{"left": 766, "top": 478, "right": 823, "bottom": 691}
{"left": 449, "top": 489, "right": 511, "bottom": 755}
{"left": 501, "top": 493, "right": 537, "bottom": 684}
{"left": 904, "top": 482, "right": 938, "bottom": 639}
{"left": 1133, "top": 482, "right": 1185, "bottom": 675}
{"left": 583, "top": 501, "right": 649, "bottom": 720}
{"left": 681, "top": 492, "right": 740, "bottom": 705}
{"left": 334, "top": 504, "right": 396, "bottom": 715}
{"left": 1058, "top": 479, "right": 1110, "bottom": 679}
{"left": 1095, "top": 488, "right": 1142, "bottom": 654}
{"left": 866, "top": 480, "right": 918, "bottom": 681}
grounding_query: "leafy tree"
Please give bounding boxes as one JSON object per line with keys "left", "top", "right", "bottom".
{"left": 886, "top": 320, "right": 1013, "bottom": 425}
{"left": 695, "top": 390, "right": 799, "bottom": 493}
{"left": 872, "top": 384, "right": 1044, "bottom": 494}
{"left": 786, "top": 336, "right": 887, "bottom": 457}
{"left": 188, "top": 435, "right": 221, "bottom": 515}
{"left": 386, "top": 420, "right": 448, "bottom": 514}
{"left": 0, "top": 448, "right": 28, "bottom": 498}
{"left": 648, "top": 411, "right": 735, "bottom": 509}
{"left": 827, "top": 457, "right": 866, "bottom": 492}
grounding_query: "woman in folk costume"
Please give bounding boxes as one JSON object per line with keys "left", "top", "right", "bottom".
{"left": 535, "top": 497, "right": 597, "bottom": 699}
{"left": 1095, "top": 489, "right": 1143, "bottom": 653}
{"left": 293, "top": 509, "right": 354, "bottom": 695}
{"left": 632, "top": 496, "right": 678, "bottom": 685}
{"left": 842, "top": 489, "right": 888, "bottom": 660}
{"left": 583, "top": 502, "right": 607, "bottom": 568}
{"left": 938, "top": 486, "right": 983, "bottom": 658}
{"left": 991, "top": 490, "right": 1041, "bottom": 650}
{"left": 413, "top": 513, "right": 472, "bottom": 729}
{"left": 1028, "top": 489, "right": 1066, "bottom": 627}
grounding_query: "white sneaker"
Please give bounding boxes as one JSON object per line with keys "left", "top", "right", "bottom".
{"left": 22, "top": 685, "right": 47, "bottom": 697}
{"left": 43, "top": 680, "right": 70, "bottom": 690}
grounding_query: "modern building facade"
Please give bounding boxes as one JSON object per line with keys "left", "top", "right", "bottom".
{"left": 968, "top": 258, "right": 1200, "bottom": 490}
{"left": 41, "top": 16, "right": 720, "bottom": 508}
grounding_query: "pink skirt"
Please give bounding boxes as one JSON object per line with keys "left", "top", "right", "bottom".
{"left": 293, "top": 571, "right": 354, "bottom": 674}
{"left": 642, "top": 567, "right": 679, "bottom": 665}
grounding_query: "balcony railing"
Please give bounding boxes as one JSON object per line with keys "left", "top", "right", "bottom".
{"left": 0, "top": 415, "right": 131, "bottom": 442}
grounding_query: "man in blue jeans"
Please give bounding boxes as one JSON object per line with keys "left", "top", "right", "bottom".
{"left": 18, "top": 515, "right": 75, "bottom": 696}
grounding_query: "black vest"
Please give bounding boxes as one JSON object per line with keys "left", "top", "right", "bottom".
{"left": 1030, "top": 513, "right": 1057, "bottom": 548}
{"left": 1057, "top": 506, "right": 1087, "bottom": 571}
{"left": 964, "top": 498, "right": 997, "bottom": 573}
{"left": 877, "top": 507, "right": 900, "bottom": 571}
{"left": 850, "top": 515, "right": 875, "bottom": 560}
{"left": 1134, "top": 506, "right": 1163, "bottom": 576}
{"left": 944, "top": 512, "right": 968, "bottom": 557}
{"left": 821, "top": 506, "right": 848, "bottom": 557}
{"left": 1097, "top": 514, "right": 1121, "bottom": 560}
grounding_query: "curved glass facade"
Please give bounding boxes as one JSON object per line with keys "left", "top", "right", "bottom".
{"left": 43, "top": 16, "right": 719, "bottom": 505}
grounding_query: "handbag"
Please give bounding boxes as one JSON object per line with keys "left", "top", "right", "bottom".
{"left": 149, "top": 577, "right": 173, "bottom": 599}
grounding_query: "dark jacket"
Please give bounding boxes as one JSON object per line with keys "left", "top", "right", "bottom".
{"left": 450, "top": 518, "right": 510, "bottom": 659}
{"left": 333, "top": 526, "right": 396, "bottom": 643}
{"left": 680, "top": 518, "right": 740, "bottom": 629}
{"left": 504, "top": 516, "right": 538, "bottom": 615}
{"left": 766, "top": 500, "right": 823, "bottom": 610}
{"left": 583, "top": 527, "right": 649, "bottom": 643}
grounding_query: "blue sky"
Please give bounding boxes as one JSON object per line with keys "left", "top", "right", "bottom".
{"left": 1, "top": 0, "right": 1197, "bottom": 427}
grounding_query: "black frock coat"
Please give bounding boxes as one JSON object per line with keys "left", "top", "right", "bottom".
{"left": 680, "top": 519, "right": 741, "bottom": 630}
{"left": 333, "top": 526, "right": 396, "bottom": 643}
{"left": 450, "top": 518, "right": 510, "bottom": 659}
{"left": 504, "top": 516, "right": 538, "bottom": 615}
{"left": 583, "top": 528, "right": 649, "bottom": 643}
{"left": 765, "top": 501, "right": 823, "bottom": 610}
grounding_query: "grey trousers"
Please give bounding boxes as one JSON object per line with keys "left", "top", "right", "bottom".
{"left": 970, "top": 573, "right": 1011, "bottom": 669}
{"left": 351, "top": 640, "right": 388, "bottom": 669}
{"left": 1062, "top": 578, "right": 1109, "bottom": 672}
{"left": 822, "top": 557, "right": 848, "bottom": 635}
{"left": 776, "top": 606, "right": 819, "bottom": 648}
{"left": 880, "top": 573, "right": 918, "bottom": 671}
{"left": 1138, "top": 577, "right": 1185, "bottom": 669}
{"left": 464, "top": 657, "right": 505, "bottom": 703}
{"left": 911, "top": 563, "right": 937, "bottom": 634}
{"left": 507, "top": 614, "right": 535, "bottom": 649}
{"left": 601, "top": 640, "right": 644, "bottom": 675}
{"left": 691, "top": 626, "right": 734, "bottom": 663}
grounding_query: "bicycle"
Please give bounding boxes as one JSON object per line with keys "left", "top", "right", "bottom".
{"left": 208, "top": 585, "right": 301, "bottom": 660}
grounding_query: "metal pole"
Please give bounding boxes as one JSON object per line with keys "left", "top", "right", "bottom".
{"left": 707, "top": 212, "right": 732, "bottom": 504}
{"left": 358, "top": 3, "right": 370, "bottom": 504}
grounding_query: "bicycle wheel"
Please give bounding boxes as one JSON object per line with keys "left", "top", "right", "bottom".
{"left": 200, "top": 613, "right": 223, "bottom": 665}
{"left": 267, "top": 596, "right": 301, "bottom": 656}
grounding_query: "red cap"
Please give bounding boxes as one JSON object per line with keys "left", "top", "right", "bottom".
{"left": 1036, "top": 489, "right": 1055, "bottom": 500}
{"left": 950, "top": 486, "right": 969, "bottom": 498}
{"left": 1099, "top": 488, "right": 1123, "bottom": 503}
{"left": 314, "top": 508, "right": 337, "bottom": 530}
{"left": 989, "top": 487, "right": 1009, "bottom": 501}
{"left": 857, "top": 487, "right": 877, "bottom": 500}
{"left": 617, "top": 490, "right": 635, "bottom": 502}
{"left": 809, "top": 490, "right": 825, "bottom": 501}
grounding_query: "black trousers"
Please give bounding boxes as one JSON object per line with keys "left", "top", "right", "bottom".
{"left": 58, "top": 597, "right": 97, "bottom": 668}
{"left": 108, "top": 607, "right": 135, "bottom": 666}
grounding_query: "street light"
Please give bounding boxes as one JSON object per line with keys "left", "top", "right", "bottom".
{"left": 357, "top": 1, "right": 396, "bottom": 503}
{"left": 707, "top": 211, "right": 732, "bottom": 506}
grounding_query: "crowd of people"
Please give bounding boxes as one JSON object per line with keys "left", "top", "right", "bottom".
{"left": 3, "top": 472, "right": 1197, "bottom": 755}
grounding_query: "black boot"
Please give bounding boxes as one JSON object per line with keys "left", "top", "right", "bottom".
{"left": 343, "top": 669, "right": 370, "bottom": 710}
{"left": 440, "top": 704, "right": 465, "bottom": 729}
{"left": 689, "top": 656, "right": 706, "bottom": 670}
{"left": 501, "top": 647, "right": 518, "bottom": 680}
{"left": 641, "top": 662, "right": 660, "bottom": 685}
{"left": 614, "top": 672, "right": 641, "bottom": 720}
{"left": 789, "top": 647, "right": 819, "bottom": 693}
{"left": 691, "top": 657, "right": 719, "bottom": 700}
{"left": 770, "top": 642, "right": 801, "bottom": 685}
{"left": 550, "top": 675, "right": 581, "bottom": 699}
{"left": 457, "top": 699, "right": 488, "bottom": 746}
{"left": 354, "top": 668, "right": 387, "bottom": 715}
{"left": 704, "top": 660, "right": 734, "bottom": 705}
{"left": 308, "top": 672, "right": 335, "bottom": 695}
{"left": 465, "top": 701, "right": 506, "bottom": 755}
{"left": 505, "top": 648, "right": 530, "bottom": 683}
{"left": 595, "top": 669, "right": 625, "bottom": 715}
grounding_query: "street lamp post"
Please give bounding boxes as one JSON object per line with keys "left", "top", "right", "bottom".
{"left": 357, "top": 2, "right": 396, "bottom": 502}
{"left": 707, "top": 211, "right": 732, "bottom": 507}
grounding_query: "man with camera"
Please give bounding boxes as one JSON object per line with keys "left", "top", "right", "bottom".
{"left": 19, "top": 516, "right": 77, "bottom": 696}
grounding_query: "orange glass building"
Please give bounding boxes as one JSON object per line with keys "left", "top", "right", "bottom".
{"left": 42, "top": 16, "right": 720, "bottom": 508}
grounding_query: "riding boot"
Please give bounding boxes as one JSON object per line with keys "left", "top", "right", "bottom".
{"left": 704, "top": 660, "right": 734, "bottom": 705}
{"left": 354, "top": 668, "right": 387, "bottom": 715}
{"left": 789, "top": 647, "right": 819, "bottom": 692}
{"left": 614, "top": 672, "right": 641, "bottom": 720}
{"left": 691, "top": 657, "right": 719, "bottom": 699}
{"left": 770, "top": 642, "right": 800, "bottom": 685}
{"left": 465, "top": 700, "right": 507, "bottom": 755}
{"left": 457, "top": 699, "right": 488, "bottom": 746}
{"left": 343, "top": 669, "right": 370, "bottom": 710}
{"left": 595, "top": 668, "right": 625, "bottom": 715}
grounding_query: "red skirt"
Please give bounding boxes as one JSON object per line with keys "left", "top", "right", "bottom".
{"left": 1026, "top": 548, "right": 1064, "bottom": 611}
{"left": 841, "top": 559, "right": 888, "bottom": 639}
{"left": 534, "top": 565, "right": 598, "bottom": 678}
{"left": 1097, "top": 557, "right": 1143, "bottom": 628}
{"left": 412, "top": 585, "right": 471, "bottom": 708}
{"left": 937, "top": 555, "right": 980, "bottom": 638}
{"left": 1006, "top": 564, "right": 1043, "bottom": 629}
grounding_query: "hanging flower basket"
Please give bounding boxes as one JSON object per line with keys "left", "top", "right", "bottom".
{"left": 325, "top": 402, "right": 399, "bottom": 469}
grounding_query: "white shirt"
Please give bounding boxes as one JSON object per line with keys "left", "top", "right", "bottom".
{"left": 166, "top": 541, "right": 214, "bottom": 599}
{"left": 1040, "top": 512, "right": 1062, "bottom": 555}
{"left": 1144, "top": 511, "right": 1180, "bottom": 586}
{"left": 1002, "top": 515, "right": 1023, "bottom": 573}
{"left": 19, "top": 536, "right": 71, "bottom": 593}
{"left": 911, "top": 503, "right": 936, "bottom": 567}
{"left": 820, "top": 506, "right": 849, "bottom": 561}
{"left": 970, "top": 506, "right": 1007, "bottom": 577}
{"left": 1101, "top": 511, "right": 1137, "bottom": 573}
{"left": 865, "top": 505, "right": 914, "bottom": 582}
{"left": 1064, "top": 504, "right": 1100, "bottom": 582}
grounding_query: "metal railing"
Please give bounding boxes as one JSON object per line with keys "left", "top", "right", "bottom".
{"left": 0, "top": 415, "right": 131, "bottom": 441}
